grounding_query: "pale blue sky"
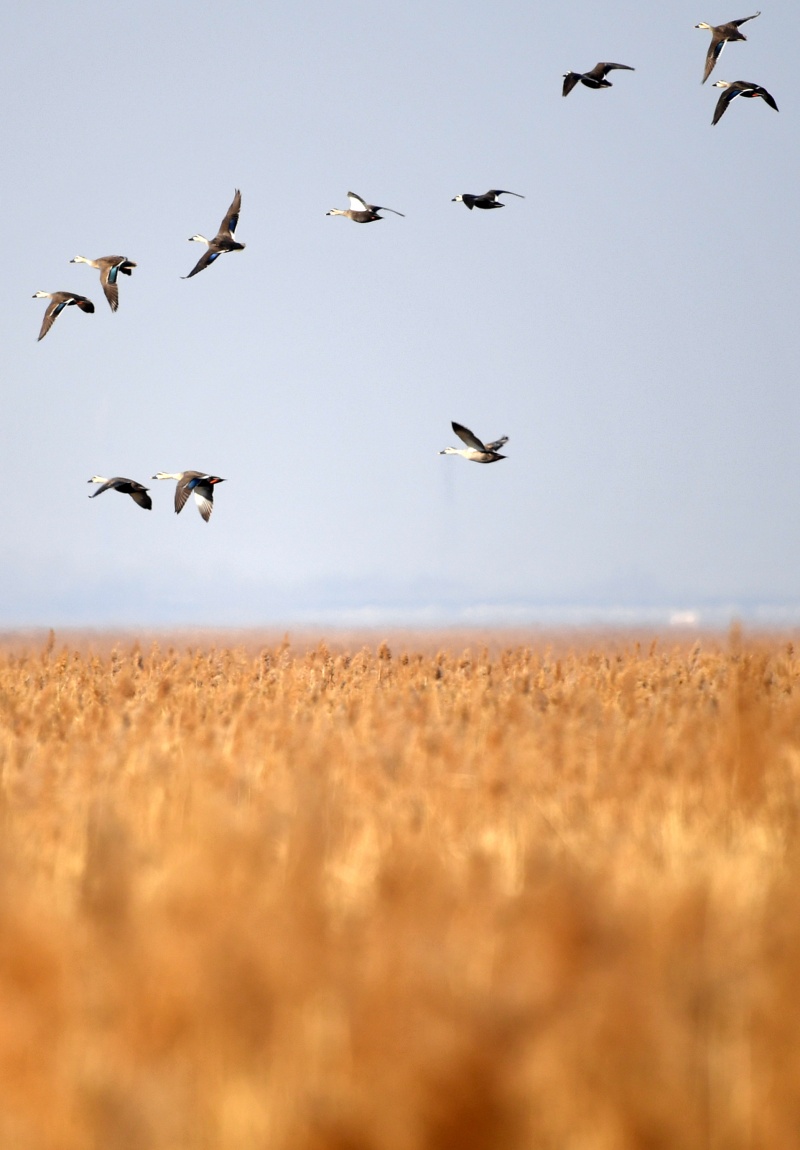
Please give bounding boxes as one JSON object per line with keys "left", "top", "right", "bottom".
{"left": 2, "top": 1, "right": 797, "bottom": 625}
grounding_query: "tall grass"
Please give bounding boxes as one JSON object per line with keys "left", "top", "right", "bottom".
{"left": 0, "top": 631, "right": 798, "bottom": 1149}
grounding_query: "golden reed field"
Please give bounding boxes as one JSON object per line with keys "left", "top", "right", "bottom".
{"left": 1, "top": 627, "right": 800, "bottom": 1149}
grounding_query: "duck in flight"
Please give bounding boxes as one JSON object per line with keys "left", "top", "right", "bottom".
{"left": 183, "top": 190, "right": 245, "bottom": 278}
{"left": 562, "top": 62, "right": 635, "bottom": 97}
{"left": 152, "top": 472, "right": 226, "bottom": 521}
{"left": 326, "top": 191, "right": 405, "bottom": 223}
{"left": 696, "top": 12, "right": 761, "bottom": 84}
{"left": 32, "top": 291, "right": 95, "bottom": 341}
{"left": 88, "top": 476, "right": 152, "bottom": 510}
{"left": 712, "top": 79, "right": 778, "bottom": 124}
{"left": 439, "top": 422, "right": 508, "bottom": 464}
{"left": 452, "top": 190, "right": 524, "bottom": 211}
{"left": 70, "top": 255, "right": 137, "bottom": 311}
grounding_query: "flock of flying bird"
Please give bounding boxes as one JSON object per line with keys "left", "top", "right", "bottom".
{"left": 32, "top": 11, "right": 779, "bottom": 521}
{"left": 561, "top": 10, "right": 777, "bottom": 125}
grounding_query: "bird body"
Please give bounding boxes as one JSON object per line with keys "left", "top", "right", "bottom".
{"left": 183, "top": 190, "right": 245, "bottom": 278}
{"left": 152, "top": 472, "right": 225, "bottom": 521}
{"left": 452, "top": 189, "right": 524, "bottom": 211}
{"left": 439, "top": 422, "right": 508, "bottom": 464}
{"left": 712, "top": 79, "right": 778, "bottom": 123}
{"left": 326, "top": 191, "right": 405, "bottom": 223}
{"left": 32, "top": 291, "right": 95, "bottom": 341}
{"left": 696, "top": 12, "right": 761, "bottom": 83}
{"left": 70, "top": 255, "right": 136, "bottom": 311}
{"left": 88, "top": 476, "right": 152, "bottom": 509}
{"left": 562, "top": 62, "right": 635, "bottom": 97}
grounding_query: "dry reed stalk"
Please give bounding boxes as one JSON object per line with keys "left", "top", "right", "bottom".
{"left": 0, "top": 633, "right": 798, "bottom": 1148}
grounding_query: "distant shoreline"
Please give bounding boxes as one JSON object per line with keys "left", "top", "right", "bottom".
{"left": 1, "top": 622, "right": 796, "bottom": 658}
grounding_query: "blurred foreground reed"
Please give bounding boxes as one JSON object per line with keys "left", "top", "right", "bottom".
{"left": 0, "top": 631, "right": 799, "bottom": 1149}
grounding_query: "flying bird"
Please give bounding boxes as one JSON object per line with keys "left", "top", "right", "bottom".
{"left": 562, "top": 62, "right": 635, "bottom": 97}
{"left": 439, "top": 422, "right": 508, "bottom": 464}
{"left": 712, "top": 79, "right": 778, "bottom": 123}
{"left": 32, "top": 291, "right": 95, "bottom": 341}
{"left": 88, "top": 476, "right": 152, "bottom": 510}
{"left": 695, "top": 12, "right": 761, "bottom": 84}
{"left": 326, "top": 191, "right": 405, "bottom": 223}
{"left": 70, "top": 255, "right": 137, "bottom": 311}
{"left": 183, "top": 189, "right": 245, "bottom": 278}
{"left": 451, "top": 190, "right": 524, "bottom": 211}
{"left": 152, "top": 472, "right": 226, "bottom": 522}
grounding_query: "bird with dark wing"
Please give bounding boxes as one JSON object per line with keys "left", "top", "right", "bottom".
{"left": 152, "top": 472, "right": 226, "bottom": 521}
{"left": 439, "top": 422, "right": 508, "bottom": 464}
{"left": 32, "top": 291, "right": 95, "bottom": 341}
{"left": 451, "top": 190, "right": 524, "bottom": 211}
{"left": 712, "top": 79, "right": 778, "bottom": 124}
{"left": 183, "top": 189, "right": 245, "bottom": 278}
{"left": 70, "top": 255, "right": 137, "bottom": 311}
{"left": 88, "top": 477, "right": 152, "bottom": 510}
{"left": 562, "top": 62, "right": 635, "bottom": 97}
{"left": 695, "top": 12, "right": 761, "bottom": 84}
{"left": 326, "top": 191, "right": 405, "bottom": 223}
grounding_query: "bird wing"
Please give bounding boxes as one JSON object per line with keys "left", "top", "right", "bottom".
{"left": 452, "top": 422, "right": 488, "bottom": 452}
{"left": 562, "top": 72, "right": 581, "bottom": 97}
{"left": 182, "top": 249, "right": 221, "bottom": 279}
{"left": 131, "top": 488, "right": 152, "bottom": 510}
{"left": 372, "top": 205, "right": 405, "bottom": 217}
{"left": 219, "top": 189, "right": 241, "bottom": 237}
{"left": 712, "top": 85, "right": 738, "bottom": 124}
{"left": 732, "top": 11, "right": 761, "bottom": 28}
{"left": 346, "top": 192, "right": 370, "bottom": 212}
{"left": 754, "top": 85, "right": 778, "bottom": 111}
{"left": 88, "top": 477, "right": 121, "bottom": 497}
{"left": 702, "top": 38, "right": 725, "bottom": 83}
{"left": 598, "top": 62, "right": 635, "bottom": 76}
{"left": 37, "top": 299, "right": 64, "bottom": 341}
{"left": 174, "top": 477, "right": 193, "bottom": 514}
{"left": 484, "top": 435, "right": 509, "bottom": 452}
{"left": 100, "top": 266, "right": 119, "bottom": 311}
{"left": 193, "top": 486, "right": 214, "bottom": 522}
{"left": 487, "top": 190, "right": 525, "bottom": 199}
